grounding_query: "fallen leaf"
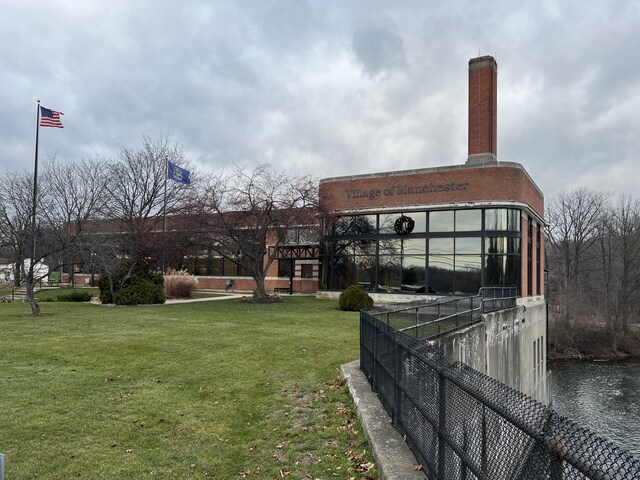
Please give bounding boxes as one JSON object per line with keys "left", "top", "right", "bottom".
{"left": 280, "top": 467, "right": 290, "bottom": 477}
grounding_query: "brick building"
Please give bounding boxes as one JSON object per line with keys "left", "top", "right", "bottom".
{"left": 317, "top": 56, "right": 545, "bottom": 300}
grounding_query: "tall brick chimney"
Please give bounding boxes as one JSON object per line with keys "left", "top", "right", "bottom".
{"left": 467, "top": 55, "right": 497, "bottom": 164}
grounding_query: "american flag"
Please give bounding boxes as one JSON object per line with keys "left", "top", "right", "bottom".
{"left": 40, "top": 106, "right": 64, "bottom": 128}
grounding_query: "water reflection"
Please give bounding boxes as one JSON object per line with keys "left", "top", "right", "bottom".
{"left": 550, "top": 360, "right": 640, "bottom": 458}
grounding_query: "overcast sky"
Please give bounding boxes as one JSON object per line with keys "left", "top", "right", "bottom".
{"left": 1, "top": 0, "right": 638, "bottom": 202}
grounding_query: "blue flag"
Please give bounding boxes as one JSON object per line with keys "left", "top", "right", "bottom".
{"left": 167, "top": 161, "right": 191, "bottom": 185}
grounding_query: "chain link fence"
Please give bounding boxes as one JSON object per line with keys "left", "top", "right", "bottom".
{"left": 360, "top": 309, "right": 640, "bottom": 479}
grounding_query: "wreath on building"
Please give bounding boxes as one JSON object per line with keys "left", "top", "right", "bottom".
{"left": 394, "top": 215, "right": 415, "bottom": 235}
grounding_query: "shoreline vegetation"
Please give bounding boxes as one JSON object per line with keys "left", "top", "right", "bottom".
{"left": 548, "top": 320, "right": 640, "bottom": 361}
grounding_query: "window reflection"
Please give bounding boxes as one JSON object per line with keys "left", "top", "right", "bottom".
{"left": 455, "top": 255, "right": 481, "bottom": 294}
{"left": 335, "top": 215, "right": 377, "bottom": 235}
{"left": 409, "top": 212, "right": 427, "bottom": 233}
{"left": 455, "top": 210, "right": 482, "bottom": 231}
{"left": 379, "top": 255, "right": 401, "bottom": 292}
{"left": 429, "top": 238, "right": 454, "bottom": 255}
{"left": 485, "top": 209, "right": 508, "bottom": 230}
{"left": 430, "top": 211, "right": 454, "bottom": 232}
{"left": 322, "top": 207, "right": 523, "bottom": 293}
{"left": 456, "top": 237, "right": 481, "bottom": 254}
{"left": 428, "top": 256, "right": 454, "bottom": 294}
{"left": 508, "top": 209, "right": 521, "bottom": 231}
{"left": 485, "top": 209, "right": 521, "bottom": 231}
{"left": 379, "top": 213, "right": 399, "bottom": 234}
{"left": 486, "top": 237, "right": 520, "bottom": 255}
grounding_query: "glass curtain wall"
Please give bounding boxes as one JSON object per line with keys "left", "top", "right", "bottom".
{"left": 320, "top": 208, "right": 521, "bottom": 295}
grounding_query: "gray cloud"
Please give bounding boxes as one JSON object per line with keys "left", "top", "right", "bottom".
{"left": 352, "top": 24, "right": 407, "bottom": 76}
{"left": 1, "top": 0, "right": 639, "bottom": 203}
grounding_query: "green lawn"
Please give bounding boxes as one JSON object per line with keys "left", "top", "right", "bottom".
{"left": 0, "top": 296, "right": 378, "bottom": 479}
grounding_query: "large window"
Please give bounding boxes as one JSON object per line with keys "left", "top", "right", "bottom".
{"left": 321, "top": 208, "right": 523, "bottom": 294}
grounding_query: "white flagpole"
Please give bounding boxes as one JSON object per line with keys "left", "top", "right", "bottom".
{"left": 32, "top": 100, "right": 41, "bottom": 266}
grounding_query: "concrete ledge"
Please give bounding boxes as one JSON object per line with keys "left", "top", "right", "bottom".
{"left": 341, "top": 361, "right": 427, "bottom": 480}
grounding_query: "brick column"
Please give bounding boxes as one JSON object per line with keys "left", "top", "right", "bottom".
{"left": 467, "top": 56, "right": 497, "bottom": 164}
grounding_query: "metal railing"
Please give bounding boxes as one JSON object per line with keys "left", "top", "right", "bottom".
{"left": 370, "top": 287, "right": 518, "bottom": 341}
{"left": 360, "top": 310, "right": 640, "bottom": 479}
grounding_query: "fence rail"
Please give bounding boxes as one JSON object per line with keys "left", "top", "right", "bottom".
{"left": 360, "top": 309, "right": 640, "bottom": 479}
{"left": 370, "top": 287, "right": 518, "bottom": 341}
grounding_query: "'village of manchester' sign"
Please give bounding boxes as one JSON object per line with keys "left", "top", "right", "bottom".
{"left": 346, "top": 182, "right": 470, "bottom": 200}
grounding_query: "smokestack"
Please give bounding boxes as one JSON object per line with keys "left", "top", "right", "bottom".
{"left": 467, "top": 55, "right": 498, "bottom": 164}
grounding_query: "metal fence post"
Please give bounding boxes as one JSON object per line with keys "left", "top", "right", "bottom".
{"left": 1, "top": 452, "right": 5, "bottom": 480}
{"left": 550, "top": 454, "right": 563, "bottom": 480}
{"left": 437, "top": 370, "right": 447, "bottom": 479}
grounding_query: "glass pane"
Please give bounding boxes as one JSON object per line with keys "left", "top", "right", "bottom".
{"left": 379, "top": 239, "right": 401, "bottom": 256}
{"left": 354, "top": 255, "right": 376, "bottom": 290}
{"left": 332, "top": 254, "right": 355, "bottom": 290}
{"left": 335, "top": 215, "right": 377, "bottom": 235}
{"left": 223, "top": 259, "right": 238, "bottom": 276}
{"left": 410, "top": 212, "right": 427, "bottom": 233}
{"left": 298, "top": 227, "right": 319, "bottom": 243}
{"left": 428, "top": 255, "right": 454, "bottom": 294}
{"left": 301, "top": 264, "right": 314, "bottom": 278}
{"left": 402, "top": 255, "right": 426, "bottom": 292}
{"left": 486, "top": 237, "right": 507, "bottom": 254}
{"left": 211, "top": 257, "right": 223, "bottom": 276}
{"left": 403, "top": 238, "right": 426, "bottom": 256}
{"left": 508, "top": 209, "right": 521, "bottom": 231}
{"left": 485, "top": 208, "right": 508, "bottom": 230}
{"left": 278, "top": 260, "right": 292, "bottom": 278}
{"left": 379, "top": 213, "right": 400, "bottom": 234}
{"left": 430, "top": 210, "right": 454, "bottom": 232}
{"left": 506, "top": 255, "right": 521, "bottom": 287}
{"left": 335, "top": 238, "right": 376, "bottom": 257}
{"left": 455, "top": 255, "right": 481, "bottom": 294}
{"left": 485, "top": 254, "right": 506, "bottom": 286}
{"left": 378, "top": 255, "right": 401, "bottom": 292}
{"left": 429, "top": 238, "right": 454, "bottom": 255}
{"left": 509, "top": 238, "right": 521, "bottom": 255}
{"left": 455, "top": 210, "right": 482, "bottom": 231}
{"left": 486, "top": 237, "right": 521, "bottom": 255}
{"left": 456, "top": 237, "right": 481, "bottom": 254}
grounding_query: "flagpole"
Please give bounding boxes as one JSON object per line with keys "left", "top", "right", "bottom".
{"left": 162, "top": 158, "right": 168, "bottom": 274}
{"left": 32, "top": 100, "right": 41, "bottom": 265}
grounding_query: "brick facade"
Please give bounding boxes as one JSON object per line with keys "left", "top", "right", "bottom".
{"left": 320, "top": 162, "right": 544, "bottom": 218}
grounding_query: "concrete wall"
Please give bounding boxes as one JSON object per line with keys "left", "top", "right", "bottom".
{"left": 431, "top": 297, "right": 549, "bottom": 405}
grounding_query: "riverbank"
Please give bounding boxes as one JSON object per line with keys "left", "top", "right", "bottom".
{"left": 548, "top": 324, "right": 640, "bottom": 361}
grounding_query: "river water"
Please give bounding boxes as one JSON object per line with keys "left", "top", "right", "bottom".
{"left": 550, "top": 359, "right": 640, "bottom": 458}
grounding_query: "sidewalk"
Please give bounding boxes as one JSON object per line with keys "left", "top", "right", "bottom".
{"left": 164, "top": 293, "right": 244, "bottom": 304}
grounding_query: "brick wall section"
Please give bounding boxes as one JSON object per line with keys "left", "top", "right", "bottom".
{"left": 468, "top": 56, "right": 497, "bottom": 158}
{"left": 320, "top": 163, "right": 544, "bottom": 218}
{"left": 521, "top": 215, "right": 529, "bottom": 297}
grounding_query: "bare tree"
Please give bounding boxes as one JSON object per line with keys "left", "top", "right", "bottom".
{"left": 197, "top": 163, "right": 317, "bottom": 298}
{"left": 40, "top": 155, "right": 109, "bottom": 286}
{"left": 0, "top": 172, "right": 33, "bottom": 291}
{"left": 545, "top": 188, "right": 610, "bottom": 352}
{"left": 0, "top": 156, "right": 107, "bottom": 315}
{"left": 103, "top": 135, "right": 194, "bottom": 267}
{"left": 593, "top": 195, "right": 640, "bottom": 350}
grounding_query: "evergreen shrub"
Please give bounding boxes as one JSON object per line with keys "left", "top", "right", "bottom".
{"left": 338, "top": 284, "right": 373, "bottom": 311}
{"left": 56, "top": 290, "right": 93, "bottom": 302}
{"left": 98, "top": 262, "right": 165, "bottom": 305}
